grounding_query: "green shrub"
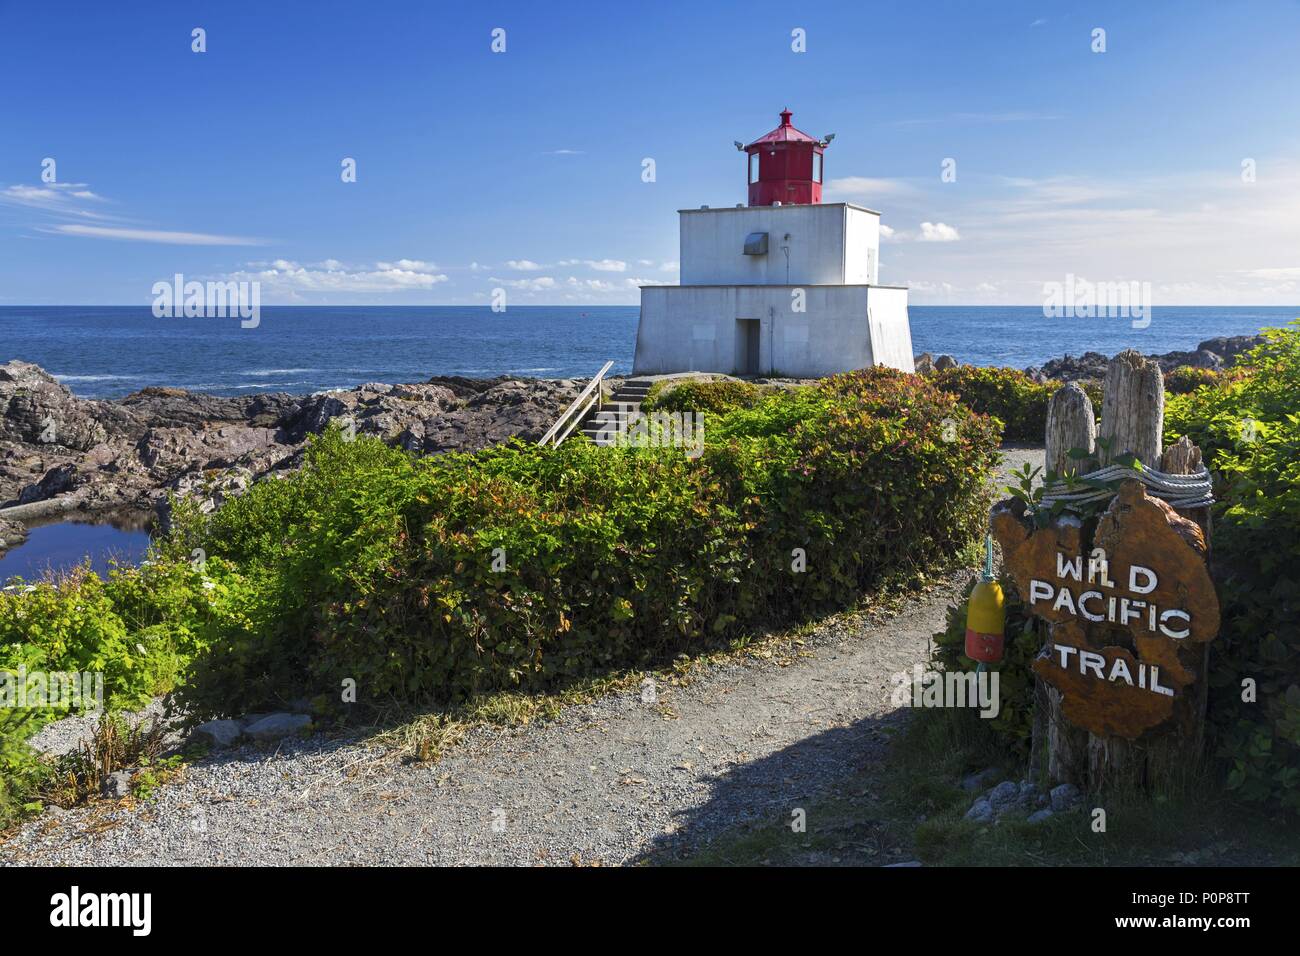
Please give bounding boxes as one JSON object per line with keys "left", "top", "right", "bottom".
{"left": 0, "top": 562, "right": 215, "bottom": 826}
{"left": 928, "top": 366, "right": 1056, "bottom": 442}
{"left": 170, "top": 369, "right": 1000, "bottom": 718}
{"left": 1165, "top": 366, "right": 1225, "bottom": 395}
{"left": 641, "top": 378, "right": 769, "bottom": 416}
{"left": 1165, "top": 322, "right": 1300, "bottom": 814}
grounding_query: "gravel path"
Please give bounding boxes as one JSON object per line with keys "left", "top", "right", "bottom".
{"left": 2, "top": 446, "right": 1043, "bottom": 867}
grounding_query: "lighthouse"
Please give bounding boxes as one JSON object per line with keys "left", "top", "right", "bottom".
{"left": 632, "top": 109, "right": 914, "bottom": 378}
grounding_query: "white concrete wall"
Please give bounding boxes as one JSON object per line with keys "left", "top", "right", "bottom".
{"left": 633, "top": 284, "right": 913, "bottom": 378}
{"left": 679, "top": 203, "right": 880, "bottom": 287}
{"left": 843, "top": 206, "right": 880, "bottom": 285}
{"left": 866, "top": 286, "right": 915, "bottom": 372}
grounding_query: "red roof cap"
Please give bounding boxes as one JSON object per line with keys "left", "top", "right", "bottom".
{"left": 745, "top": 108, "right": 821, "bottom": 148}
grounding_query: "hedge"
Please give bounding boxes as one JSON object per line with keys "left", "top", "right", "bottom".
{"left": 928, "top": 366, "right": 1056, "bottom": 442}
{"left": 640, "top": 378, "right": 769, "bottom": 416}
{"left": 165, "top": 367, "right": 1000, "bottom": 717}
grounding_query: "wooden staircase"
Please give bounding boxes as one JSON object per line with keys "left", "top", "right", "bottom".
{"left": 579, "top": 378, "right": 654, "bottom": 446}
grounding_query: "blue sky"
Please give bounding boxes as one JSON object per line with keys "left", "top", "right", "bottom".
{"left": 2, "top": 0, "right": 1298, "bottom": 305}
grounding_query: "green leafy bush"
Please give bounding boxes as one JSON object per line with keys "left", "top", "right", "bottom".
{"left": 1165, "top": 366, "right": 1225, "bottom": 395}
{"left": 0, "top": 562, "right": 215, "bottom": 825}
{"left": 641, "top": 378, "right": 769, "bottom": 416}
{"left": 928, "top": 366, "right": 1057, "bottom": 442}
{"left": 169, "top": 369, "right": 1000, "bottom": 718}
{"left": 1165, "top": 322, "right": 1300, "bottom": 814}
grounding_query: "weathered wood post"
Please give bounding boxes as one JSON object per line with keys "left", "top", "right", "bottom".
{"left": 995, "top": 350, "right": 1220, "bottom": 795}
{"left": 1037, "top": 383, "right": 1096, "bottom": 784}
{"left": 1088, "top": 352, "right": 1166, "bottom": 789}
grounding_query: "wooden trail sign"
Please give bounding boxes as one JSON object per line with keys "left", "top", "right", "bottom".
{"left": 993, "top": 480, "right": 1220, "bottom": 740}
{"left": 991, "top": 351, "right": 1220, "bottom": 789}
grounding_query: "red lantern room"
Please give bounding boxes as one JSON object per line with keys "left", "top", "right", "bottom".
{"left": 740, "top": 108, "right": 832, "bottom": 206}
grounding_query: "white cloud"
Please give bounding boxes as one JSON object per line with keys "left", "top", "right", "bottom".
{"left": 879, "top": 224, "right": 895, "bottom": 239}
{"left": 918, "top": 221, "right": 961, "bottom": 242}
{"left": 1, "top": 182, "right": 103, "bottom": 207}
{"left": 879, "top": 160, "right": 1300, "bottom": 304}
{"left": 492, "top": 275, "right": 556, "bottom": 292}
{"left": 49, "top": 224, "right": 268, "bottom": 245}
{"left": 376, "top": 258, "right": 438, "bottom": 273}
{"left": 1236, "top": 266, "right": 1300, "bottom": 279}
{"left": 514, "top": 257, "right": 628, "bottom": 272}
{"left": 227, "top": 259, "right": 449, "bottom": 293}
{"left": 567, "top": 277, "right": 618, "bottom": 292}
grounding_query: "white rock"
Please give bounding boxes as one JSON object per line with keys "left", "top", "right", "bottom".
{"left": 965, "top": 798, "right": 995, "bottom": 823}
{"left": 102, "top": 771, "right": 132, "bottom": 799}
{"left": 1050, "top": 783, "right": 1082, "bottom": 812}
{"left": 243, "top": 713, "right": 313, "bottom": 741}
{"left": 987, "top": 780, "right": 1019, "bottom": 812}
{"left": 192, "top": 719, "right": 243, "bottom": 749}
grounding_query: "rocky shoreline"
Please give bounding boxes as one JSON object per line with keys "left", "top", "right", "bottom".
{"left": 915, "top": 333, "right": 1265, "bottom": 381}
{"left": 0, "top": 359, "right": 585, "bottom": 555}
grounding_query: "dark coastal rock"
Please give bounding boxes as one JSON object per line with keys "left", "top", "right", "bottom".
{"left": 1036, "top": 351, "right": 1111, "bottom": 381}
{"left": 116, "top": 387, "right": 297, "bottom": 435}
{"left": 0, "top": 360, "right": 582, "bottom": 523}
{"left": 0, "top": 515, "right": 26, "bottom": 555}
{"left": 914, "top": 353, "right": 959, "bottom": 373}
{"left": 1029, "top": 336, "right": 1264, "bottom": 382}
{"left": 0, "top": 360, "right": 112, "bottom": 451}
{"left": 17, "top": 462, "right": 82, "bottom": 504}
{"left": 1197, "top": 334, "right": 1265, "bottom": 365}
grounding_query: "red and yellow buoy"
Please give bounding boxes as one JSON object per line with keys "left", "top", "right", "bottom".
{"left": 965, "top": 535, "right": 1006, "bottom": 663}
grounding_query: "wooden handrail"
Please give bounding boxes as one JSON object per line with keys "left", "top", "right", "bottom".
{"left": 537, "top": 361, "right": 614, "bottom": 447}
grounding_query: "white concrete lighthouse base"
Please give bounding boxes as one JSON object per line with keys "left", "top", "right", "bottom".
{"left": 632, "top": 284, "right": 914, "bottom": 378}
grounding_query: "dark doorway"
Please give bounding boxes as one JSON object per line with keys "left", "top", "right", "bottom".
{"left": 736, "top": 319, "right": 761, "bottom": 376}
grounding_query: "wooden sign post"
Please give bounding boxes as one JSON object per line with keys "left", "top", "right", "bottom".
{"left": 991, "top": 351, "right": 1220, "bottom": 791}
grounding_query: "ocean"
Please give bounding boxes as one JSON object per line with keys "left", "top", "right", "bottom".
{"left": 2, "top": 305, "right": 1296, "bottom": 399}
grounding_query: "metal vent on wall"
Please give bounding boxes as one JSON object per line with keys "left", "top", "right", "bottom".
{"left": 743, "top": 232, "right": 769, "bottom": 256}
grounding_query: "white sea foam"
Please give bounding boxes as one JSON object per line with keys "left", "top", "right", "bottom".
{"left": 54, "top": 374, "right": 136, "bottom": 383}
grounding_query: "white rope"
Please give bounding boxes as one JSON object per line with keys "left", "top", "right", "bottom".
{"left": 1039, "top": 463, "right": 1215, "bottom": 511}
